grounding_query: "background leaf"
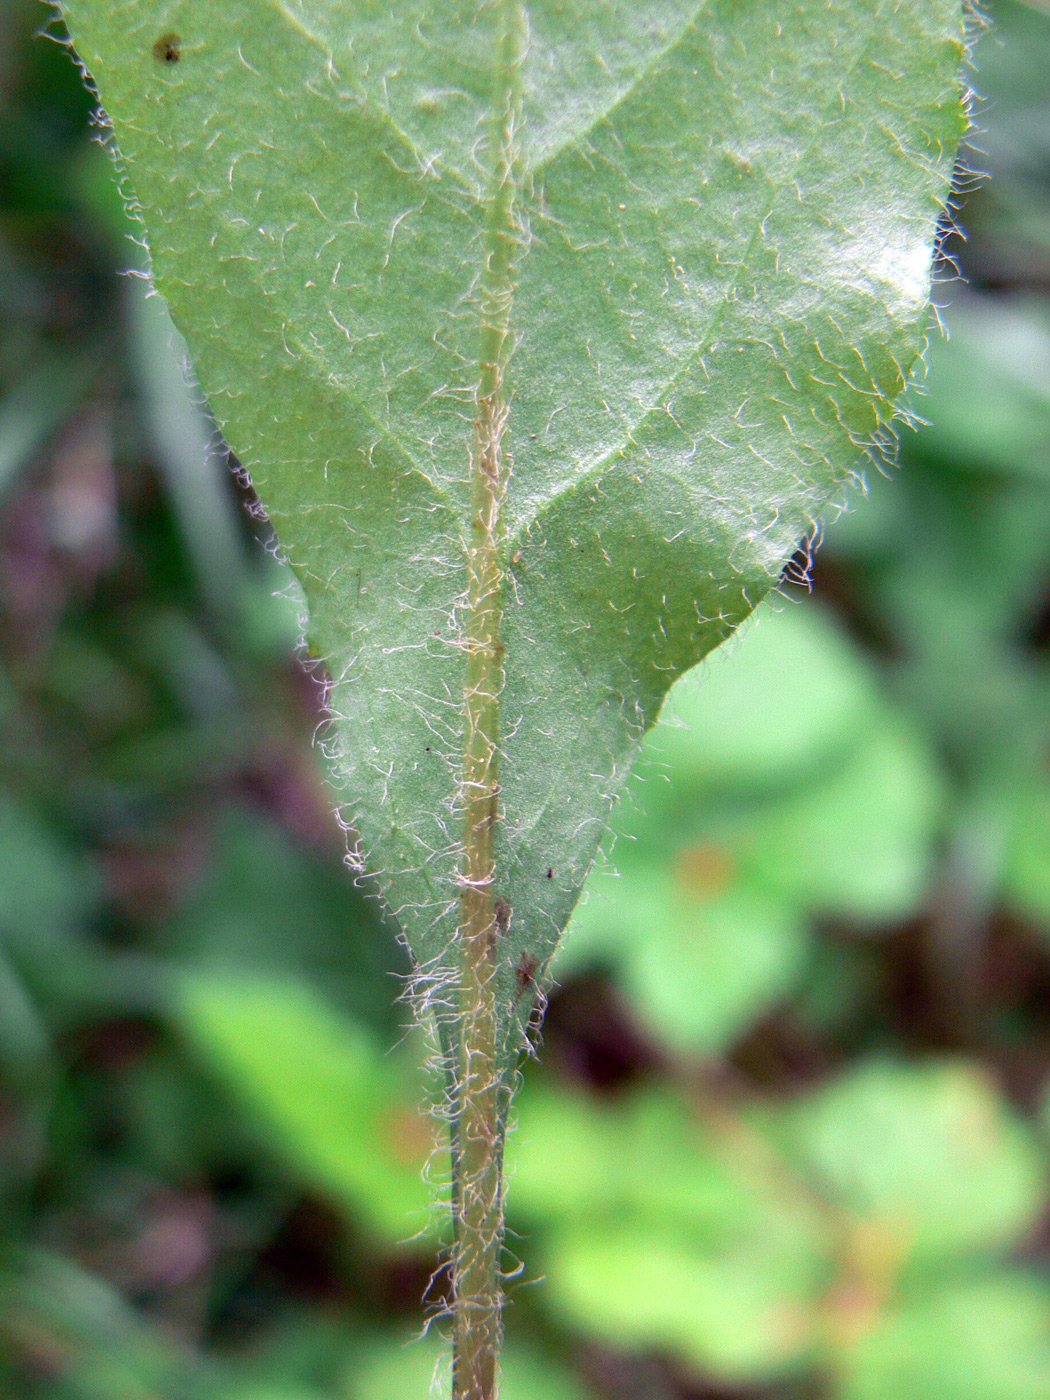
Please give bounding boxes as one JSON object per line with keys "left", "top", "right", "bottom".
{"left": 177, "top": 975, "right": 443, "bottom": 1245}
{"left": 508, "top": 1083, "right": 829, "bottom": 1383}
{"left": 781, "top": 1060, "right": 1047, "bottom": 1268}
{"left": 841, "top": 1275, "right": 1050, "bottom": 1400}
{"left": 556, "top": 601, "right": 945, "bottom": 1048}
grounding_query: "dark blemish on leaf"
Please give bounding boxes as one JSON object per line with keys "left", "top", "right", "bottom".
{"left": 153, "top": 32, "right": 182, "bottom": 64}
{"left": 494, "top": 897, "right": 511, "bottom": 934}
{"left": 515, "top": 952, "right": 537, "bottom": 996}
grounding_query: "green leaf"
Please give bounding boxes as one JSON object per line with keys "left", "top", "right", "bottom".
{"left": 557, "top": 616, "right": 943, "bottom": 1044}
{"left": 222, "top": 1390, "right": 323, "bottom": 1400}
{"left": 0, "top": 1249, "right": 217, "bottom": 1400}
{"left": 561, "top": 864, "right": 809, "bottom": 1055}
{"left": 782, "top": 1059, "right": 1046, "bottom": 1268}
{"left": 0, "top": 791, "right": 97, "bottom": 941}
{"left": 509, "top": 1082, "right": 771, "bottom": 1228}
{"left": 129, "top": 282, "right": 262, "bottom": 631}
{"left": 61, "top": 0, "right": 967, "bottom": 1052}
{"left": 740, "top": 713, "right": 946, "bottom": 925}
{"left": 0, "top": 352, "right": 95, "bottom": 501}
{"left": 176, "top": 974, "right": 443, "bottom": 1244}
{"left": 508, "top": 1083, "right": 828, "bottom": 1382}
{"left": 541, "top": 1222, "right": 816, "bottom": 1383}
{"left": 622, "top": 887, "right": 808, "bottom": 1053}
{"left": 1003, "top": 777, "right": 1050, "bottom": 930}
{"left": 160, "top": 806, "right": 404, "bottom": 1031}
{"left": 905, "top": 292, "right": 1050, "bottom": 483}
{"left": 509, "top": 1082, "right": 827, "bottom": 1251}
{"left": 626, "top": 601, "right": 885, "bottom": 808}
{"left": 841, "top": 1273, "right": 1050, "bottom": 1400}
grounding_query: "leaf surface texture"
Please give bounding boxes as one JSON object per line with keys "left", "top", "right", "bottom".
{"left": 61, "top": 0, "right": 967, "bottom": 1053}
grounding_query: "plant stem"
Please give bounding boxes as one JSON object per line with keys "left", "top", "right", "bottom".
{"left": 453, "top": 362, "right": 508, "bottom": 1398}
{"left": 453, "top": 6, "right": 523, "bottom": 1398}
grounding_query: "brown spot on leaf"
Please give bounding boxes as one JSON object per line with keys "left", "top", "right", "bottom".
{"left": 515, "top": 952, "right": 537, "bottom": 996}
{"left": 153, "top": 32, "right": 182, "bottom": 64}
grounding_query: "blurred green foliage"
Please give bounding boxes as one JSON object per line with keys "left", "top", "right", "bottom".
{"left": 2, "top": 2, "right": 1050, "bottom": 1398}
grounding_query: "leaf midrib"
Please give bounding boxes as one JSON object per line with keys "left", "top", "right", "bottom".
{"left": 268, "top": 0, "right": 721, "bottom": 188}
{"left": 246, "top": 0, "right": 897, "bottom": 565}
{"left": 254, "top": 0, "right": 718, "bottom": 549}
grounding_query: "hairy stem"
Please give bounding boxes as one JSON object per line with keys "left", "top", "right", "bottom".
{"left": 452, "top": 6, "right": 524, "bottom": 1399}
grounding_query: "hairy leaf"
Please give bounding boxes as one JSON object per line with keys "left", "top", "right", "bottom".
{"left": 60, "top": 0, "right": 967, "bottom": 1059}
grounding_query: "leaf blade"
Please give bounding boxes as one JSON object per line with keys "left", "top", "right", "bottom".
{"left": 60, "top": 0, "right": 967, "bottom": 1051}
